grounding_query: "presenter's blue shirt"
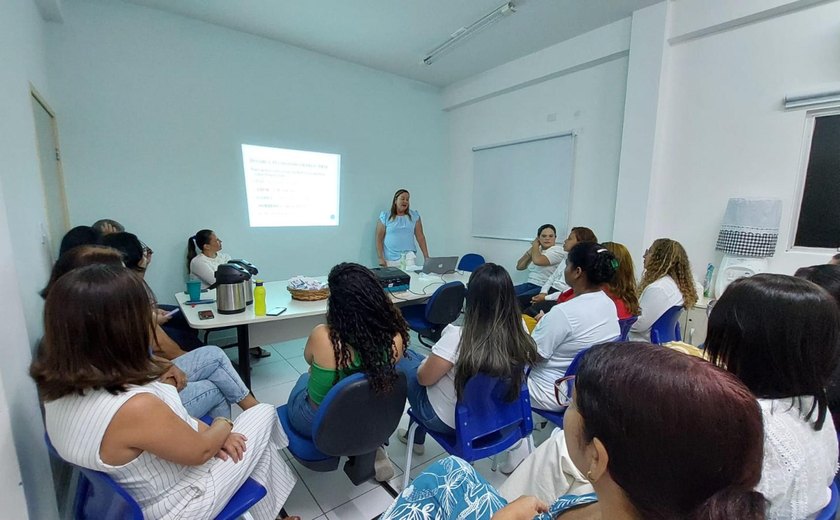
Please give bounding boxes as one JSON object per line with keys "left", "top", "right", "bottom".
{"left": 379, "top": 209, "right": 420, "bottom": 261}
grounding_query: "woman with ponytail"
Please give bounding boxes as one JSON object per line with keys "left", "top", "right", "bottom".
{"left": 186, "top": 229, "right": 231, "bottom": 289}
{"left": 382, "top": 342, "right": 765, "bottom": 520}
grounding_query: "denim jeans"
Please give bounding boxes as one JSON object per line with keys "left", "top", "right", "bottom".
{"left": 174, "top": 345, "right": 250, "bottom": 419}
{"left": 287, "top": 373, "right": 317, "bottom": 438}
{"left": 397, "top": 350, "right": 456, "bottom": 445}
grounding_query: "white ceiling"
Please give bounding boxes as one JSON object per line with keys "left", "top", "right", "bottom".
{"left": 124, "top": 0, "right": 662, "bottom": 87}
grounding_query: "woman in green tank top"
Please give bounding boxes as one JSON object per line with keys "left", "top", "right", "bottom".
{"left": 287, "top": 263, "right": 408, "bottom": 447}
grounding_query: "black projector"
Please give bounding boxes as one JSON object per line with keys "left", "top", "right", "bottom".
{"left": 371, "top": 267, "right": 411, "bottom": 292}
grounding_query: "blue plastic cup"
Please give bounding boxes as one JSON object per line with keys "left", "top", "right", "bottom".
{"left": 186, "top": 279, "right": 202, "bottom": 302}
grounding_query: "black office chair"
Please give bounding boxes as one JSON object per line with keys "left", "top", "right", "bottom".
{"left": 401, "top": 281, "right": 466, "bottom": 347}
{"left": 277, "top": 372, "right": 407, "bottom": 485}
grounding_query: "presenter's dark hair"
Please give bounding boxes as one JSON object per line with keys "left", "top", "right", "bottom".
{"left": 101, "top": 232, "right": 145, "bottom": 272}
{"left": 326, "top": 263, "right": 409, "bottom": 393}
{"left": 58, "top": 226, "right": 100, "bottom": 257}
{"left": 574, "top": 342, "right": 765, "bottom": 520}
{"left": 389, "top": 189, "right": 411, "bottom": 221}
{"left": 186, "top": 229, "right": 214, "bottom": 270}
{"left": 705, "top": 274, "right": 840, "bottom": 430}
{"left": 31, "top": 265, "right": 166, "bottom": 401}
{"left": 455, "top": 263, "right": 538, "bottom": 402}
{"left": 41, "top": 245, "right": 124, "bottom": 299}
{"left": 537, "top": 224, "right": 556, "bottom": 236}
{"left": 567, "top": 242, "right": 617, "bottom": 287}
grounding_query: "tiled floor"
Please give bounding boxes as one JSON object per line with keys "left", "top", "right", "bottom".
{"left": 223, "top": 334, "right": 554, "bottom": 520}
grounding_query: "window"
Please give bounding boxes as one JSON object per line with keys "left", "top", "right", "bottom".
{"left": 794, "top": 113, "right": 840, "bottom": 249}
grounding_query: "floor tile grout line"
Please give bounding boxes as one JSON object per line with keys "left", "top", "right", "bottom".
{"left": 287, "top": 458, "right": 326, "bottom": 516}
{"left": 321, "top": 485, "right": 390, "bottom": 517}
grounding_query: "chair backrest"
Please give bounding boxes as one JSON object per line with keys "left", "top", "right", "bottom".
{"left": 618, "top": 316, "right": 638, "bottom": 341}
{"left": 45, "top": 433, "right": 144, "bottom": 520}
{"left": 312, "top": 371, "right": 407, "bottom": 457}
{"left": 453, "top": 373, "right": 533, "bottom": 461}
{"left": 816, "top": 481, "right": 839, "bottom": 520}
{"left": 457, "top": 253, "right": 486, "bottom": 272}
{"left": 649, "top": 305, "right": 683, "bottom": 344}
{"left": 425, "top": 281, "right": 466, "bottom": 325}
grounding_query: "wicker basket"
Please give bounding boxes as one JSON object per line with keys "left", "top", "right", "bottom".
{"left": 287, "top": 286, "right": 330, "bottom": 301}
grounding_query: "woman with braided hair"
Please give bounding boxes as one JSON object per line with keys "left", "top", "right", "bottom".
{"left": 287, "top": 263, "right": 408, "bottom": 477}
{"left": 629, "top": 238, "right": 698, "bottom": 341}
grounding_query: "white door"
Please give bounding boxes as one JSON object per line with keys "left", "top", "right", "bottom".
{"left": 31, "top": 92, "right": 69, "bottom": 261}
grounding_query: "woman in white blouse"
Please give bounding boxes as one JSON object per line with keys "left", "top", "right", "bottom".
{"left": 706, "top": 274, "right": 839, "bottom": 520}
{"left": 514, "top": 224, "right": 566, "bottom": 308}
{"left": 186, "top": 229, "right": 231, "bottom": 289}
{"left": 629, "top": 238, "right": 697, "bottom": 341}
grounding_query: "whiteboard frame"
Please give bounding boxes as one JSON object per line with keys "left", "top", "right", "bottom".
{"left": 471, "top": 131, "right": 577, "bottom": 242}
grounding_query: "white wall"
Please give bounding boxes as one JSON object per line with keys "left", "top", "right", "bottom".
{"left": 443, "top": 20, "right": 631, "bottom": 282}
{"left": 645, "top": 0, "right": 840, "bottom": 280}
{"left": 0, "top": 0, "right": 62, "bottom": 517}
{"left": 46, "top": 0, "right": 449, "bottom": 301}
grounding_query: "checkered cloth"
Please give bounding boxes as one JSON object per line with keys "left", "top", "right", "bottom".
{"left": 716, "top": 229, "right": 778, "bottom": 257}
{"left": 715, "top": 198, "right": 782, "bottom": 258}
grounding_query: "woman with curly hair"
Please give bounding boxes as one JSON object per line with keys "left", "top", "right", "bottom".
{"left": 629, "top": 238, "right": 697, "bottom": 341}
{"left": 287, "top": 262, "right": 408, "bottom": 440}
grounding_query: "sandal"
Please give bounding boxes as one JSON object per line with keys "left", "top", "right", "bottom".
{"left": 250, "top": 346, "right": 272, "bottom": 358}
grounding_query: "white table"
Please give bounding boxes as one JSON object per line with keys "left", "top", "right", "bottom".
{"left": 176, "top": 271, "right": 471, "bottom": 387}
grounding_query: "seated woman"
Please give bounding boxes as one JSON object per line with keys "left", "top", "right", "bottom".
{"left": 527, "top": 242, "right": 620, "bottom": 412}
{"left": 382, "top": 342, "right": 765, "bottom": 520}
{"left": 706, "top": 274, "right": 839, "bottom": 519}
{"left": 185, "top": 228, "right": 269, "bottom": 358}
{"left": 396, "top": 263, "right": 537, "bottom": 454}
{"left": 514, "top": 224, "right": 566, "bottom": 308}
{"left": 287, "top": 263, "right": 407, "bottom": 477}
{"left": 628, "top": 238, "right": 697, "bottom": 341}
{"left": 524, "top": 240, "right": 639, "bottom": 324}
{"left": 795, "top": 264, "right": 840, "bottom": 431}
{"left": 43, "top": 244, "right": 258, "bottom": 420}
{"left": 58, "top": 225, "right": 100, "bottom": 257}
{"left": 524, "top": 227, "right": 598, "bottom": 316}
{"left": 187, "top": 229, "right": 231, "bottom": 289}
{"left": 32, "top": 265, "right": 297, "bottom": 520}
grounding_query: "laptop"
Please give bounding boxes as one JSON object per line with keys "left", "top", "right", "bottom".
{"left": 420, "top": 256, "right": 459, "bottom": 275}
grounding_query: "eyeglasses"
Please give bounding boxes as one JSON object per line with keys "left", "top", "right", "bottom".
{"left": 140, "top": 241, "right": 154, "bottom": 256}
{"left": 553, "top": 375, "right": 576, "bottom": 408}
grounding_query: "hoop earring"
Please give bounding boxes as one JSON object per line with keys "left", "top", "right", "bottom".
{"left": 587, "top": 470, "right": 597, "bottom": 483}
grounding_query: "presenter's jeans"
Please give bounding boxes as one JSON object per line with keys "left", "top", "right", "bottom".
{"left": 397, "top": 350, "right": 456, "bottom": 445}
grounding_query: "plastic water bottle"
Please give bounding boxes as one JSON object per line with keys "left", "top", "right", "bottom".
{"left": 399, "top": 252, "right": 407, "bottom": 270}
{"left": 254, "top": 279, "right": 266, "bottom": 316}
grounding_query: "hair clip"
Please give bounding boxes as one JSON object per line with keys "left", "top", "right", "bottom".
{"left": 596, "top": 248, "right": 607, "bottom": 253}
{"left": 611, "top": 259, "right": 619, "bottom": 269}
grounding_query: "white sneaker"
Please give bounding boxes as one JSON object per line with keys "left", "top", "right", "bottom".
{"left": 397, "top": 428, "right": 425, "bottom": 455}
{"left": 498, "top": 438, "right": 531, "bottom": 475}
{"left": 374, "top": 446, "right": 395, "bottom": 482}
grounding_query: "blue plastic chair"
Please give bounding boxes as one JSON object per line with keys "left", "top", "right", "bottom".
{"left": 531, "top": 346, "right": 591, "bottom": 429}
{"left": 618, "top": 316, "right": 638, "bottom": 341}
{"left": 45, "top": 429, "right": 266, "bottom": 520}
{"left": 649, "top": 305, "right": 683, "bottom": 344}
{"left": 816, "top": 481, "right": 839, "bottom": 520}
{"left": 402, "top": 373, "right": 533, "bottom": 489}
{"left": 457, "top": 253, "right": 486, "bottom": 272}
{"left": 277, "top": 372, "right": 407, "bottom": 485}
{"left": 401, "top": 281, "right": 466, "bottom": 347}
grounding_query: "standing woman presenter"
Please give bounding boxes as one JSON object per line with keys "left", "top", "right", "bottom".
{"left": 376, "top": 189, "right": 430, "bottom": 267}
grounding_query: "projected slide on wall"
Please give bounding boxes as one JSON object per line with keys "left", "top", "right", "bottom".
{"left": 242, "top": 144, "right": 341, "bottom": 227}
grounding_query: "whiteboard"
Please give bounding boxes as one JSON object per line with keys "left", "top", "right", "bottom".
{"left": 472, "top": 133, "right": 574, "bottom": 241}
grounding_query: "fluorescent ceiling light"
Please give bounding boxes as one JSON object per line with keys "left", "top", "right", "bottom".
{"left": 422, "top": 2, "right": 516, "bottom": 66}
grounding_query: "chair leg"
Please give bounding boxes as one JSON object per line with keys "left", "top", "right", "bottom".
{"left": 402, "top": 421, "right": 419, "bottom": 491}
{"left": 491, "top": 454, "right": 498, "bottom": 472}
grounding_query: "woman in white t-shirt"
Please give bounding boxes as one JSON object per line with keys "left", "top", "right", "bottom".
{"left": 514, "top": 224, "right": 566, "bottom": 308}
{"left": 396, "top": 263, "right": 537, "bottom": 454}
{"left": 629, "top": 238, "right": 697, "bottom": 341}
{"left": 706, "top": 274, "right": 839, "bottom": 520}
{"left": 186, "top": 229, "right": 232, "bottom": 289}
